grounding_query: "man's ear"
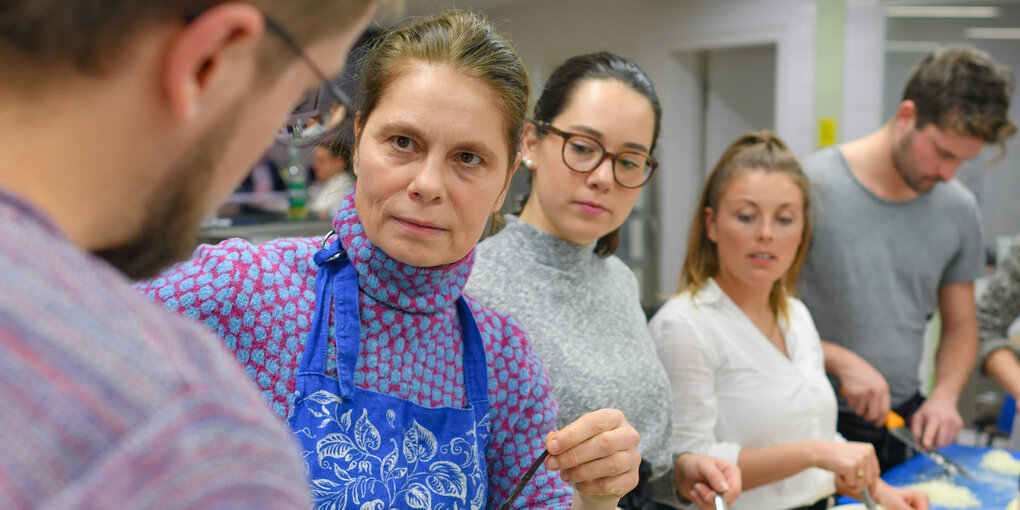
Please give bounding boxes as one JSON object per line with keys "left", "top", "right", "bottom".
{"left": 894, "top": 99, "right": 917, "bottom": 133}
{"left": 163, "top": 3, "right": 265, "bottom": 121}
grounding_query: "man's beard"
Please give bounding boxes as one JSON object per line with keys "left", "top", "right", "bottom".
{"left": 94, "top": 116, "right": 235, "bottom": 280}
{"left": 892, "top": 130, "right": 940, "bottom": 194}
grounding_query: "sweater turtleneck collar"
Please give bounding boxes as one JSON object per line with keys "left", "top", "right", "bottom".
{"left": 500, "top": 214, "right": 597, "bottom": 271}
{"left": 330, "top": 190, "right": 473, "bottom": 314}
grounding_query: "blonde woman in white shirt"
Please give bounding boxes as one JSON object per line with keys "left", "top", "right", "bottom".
{"left": 649, "top": 132, "right": 928, "bottom": 510}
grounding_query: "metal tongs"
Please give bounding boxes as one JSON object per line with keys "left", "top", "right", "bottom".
{"left": 885, "top": 411, "right": 974, "bottom": 480}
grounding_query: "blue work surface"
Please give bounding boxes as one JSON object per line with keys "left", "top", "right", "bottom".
{"left": 835, "top": 444, "right": 1019, "bottom": 508}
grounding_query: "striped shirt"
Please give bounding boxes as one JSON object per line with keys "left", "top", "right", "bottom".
{"left": 0, "top": 188, "right": 310, "bottom": 509}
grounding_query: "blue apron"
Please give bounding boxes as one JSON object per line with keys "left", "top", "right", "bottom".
{"left": 288, "top": 234, "right": 491, "bottom": 510}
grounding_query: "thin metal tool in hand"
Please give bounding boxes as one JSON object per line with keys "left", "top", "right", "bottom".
{"left": 860, "top": 487, "right": 878, "bottom": 510}
{"left": 713, "top": 492, "right": 728, "bottom": 510}
{"left": 500, "top": 449, "right": 549, "bottom": 510}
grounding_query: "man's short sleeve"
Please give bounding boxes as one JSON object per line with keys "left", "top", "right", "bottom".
{"left": 941, "top": 197, "right": 984, "bottom": 286}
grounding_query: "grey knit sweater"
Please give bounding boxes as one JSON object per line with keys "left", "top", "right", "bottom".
{"left": 978, "top": 233, "right": 1020, "bottom": 365}
{"left": 465, "top": 215, "right": 680, "bottom": 506}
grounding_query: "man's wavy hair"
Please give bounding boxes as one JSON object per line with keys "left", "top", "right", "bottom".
{"left": 903, "top": 45, "right": 1016, "bottom": 154}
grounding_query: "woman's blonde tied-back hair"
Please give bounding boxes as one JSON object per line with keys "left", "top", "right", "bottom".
{"left": 680, "top": 130, "right": 812, "bottom": 320}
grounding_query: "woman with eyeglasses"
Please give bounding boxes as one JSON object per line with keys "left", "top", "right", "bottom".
{"left": 138, "top": 12, "right": 641, "bottom": 510}
{"left": 464, "top": 52, "right": 741, "bottom": 509}
{"left": 648, "top": 132, "right": 927, "bottom": 510}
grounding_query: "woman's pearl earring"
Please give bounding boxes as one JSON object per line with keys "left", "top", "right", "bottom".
{"left": 522, "top": 157, "right": 534, "bottom": 170}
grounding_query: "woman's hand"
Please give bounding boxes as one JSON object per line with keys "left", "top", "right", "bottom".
{"left": 546, "top": 408, "right": 641, "bottom": 510}
{"left": 675, "top": 453, "right": 741, "bottom": 509}
{"left": 871, "top": 479, "right": 929, "bottom": 510}
{"left": 816, "top": 441, "right": 880, "bottom": 495}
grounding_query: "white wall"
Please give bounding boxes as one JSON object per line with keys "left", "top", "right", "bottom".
{"left": 842, "top": 0, "right": 885, "bottom": 141}
{"left": 703, "top": 45, "right": 777, "bottom": 170}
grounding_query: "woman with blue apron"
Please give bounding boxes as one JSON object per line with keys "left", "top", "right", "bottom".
{"left": 288, "top": 234, "right": 490, "bottom": 509}
{"left": 139, "top": 10, "right": 645, "bottom": 510}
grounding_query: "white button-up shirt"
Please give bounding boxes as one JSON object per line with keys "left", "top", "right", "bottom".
{"left": 649, "top": 278, "right": 839, "bottom": 510}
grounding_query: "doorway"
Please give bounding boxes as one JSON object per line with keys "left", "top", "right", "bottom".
{"left": 699, "top": 44, "right": 778, "bottom": 178}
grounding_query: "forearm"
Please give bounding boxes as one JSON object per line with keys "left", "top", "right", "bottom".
{"left": 736, "top": 441, "right": 822, "bottom": 490}
{"left": 931, "top": 281, "right": 979, "bottom": 403}
{"left": 985, "top": 349, "right": 1020, "bottom": 399}
{"left": 930, "top": 326, "right": 978, "bottom": 403}
{"left": 821, "top": 340, "right": 855, "bottom": 376}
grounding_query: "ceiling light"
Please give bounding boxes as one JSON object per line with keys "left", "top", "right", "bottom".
{"left": 885, "top": 6, "right": 999, "bottom": 18}
{"left": 965, "top": 27, "right": 1020, "bottom": 39}
{"left": 885, "top": 40, "right": 944, "bottom": 52}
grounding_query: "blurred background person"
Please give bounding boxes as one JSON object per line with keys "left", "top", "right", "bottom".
{"left": 0, "top": 0, "right": 376, "bottom": 508}
{"left": 309, "top": 128, "right": 355, "bottom": 219}
{"left": 979, "top": 234, "right": 1020, "bottom": 416}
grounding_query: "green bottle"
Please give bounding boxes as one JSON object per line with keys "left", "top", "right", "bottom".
{"left": 285, "top": 147, "right": 308, "bottom": 221}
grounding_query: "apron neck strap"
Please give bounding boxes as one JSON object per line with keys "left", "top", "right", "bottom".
{"left": 303, "top": 234, "right": 358, "bottom": 398}
{"left": 305, "top": 232, "right": 490, "bottom": 407}
{"left": 454, "top": 297, "right": 490, "bottom": 407}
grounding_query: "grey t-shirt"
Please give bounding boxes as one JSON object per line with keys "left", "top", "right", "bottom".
{"left": 465, "top": 215, "right": 680, "bottom": 506}
{"left": 798, "top": 147, "right": 984, "bottom": 409}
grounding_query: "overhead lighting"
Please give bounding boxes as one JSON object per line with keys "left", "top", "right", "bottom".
{"left": 966, "top": 27, "right": 1020, "bottom": 39}
{"left": 885, "top": 40, "right": 943, "bottom": 52}
{"left": 885, "top": 6, "right": 1000, "bottom": 18}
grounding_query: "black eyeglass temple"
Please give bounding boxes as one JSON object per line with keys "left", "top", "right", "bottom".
{"left": 261, "top": 15, "right": 352, "bottom": 111}
{"left": 263, "top": 17, "right": 327, "bottom": 82}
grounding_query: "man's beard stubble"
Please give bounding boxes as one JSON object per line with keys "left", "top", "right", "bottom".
{"left": 94, "top": 113, "right": 237, "bottom": 281}
{"left": 891, "top": 129, "right": 940, "bottom": 194}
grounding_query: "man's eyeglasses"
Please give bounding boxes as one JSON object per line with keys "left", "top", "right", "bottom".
{"left": 535, "top": 121, "right": 658, "bottom": 189}
{"left": 264, "top": 16, "right": 352, "bottom": 147}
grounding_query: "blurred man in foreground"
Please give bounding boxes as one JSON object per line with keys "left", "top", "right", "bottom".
{"left": 0, "top": 1, "right": 375, "bottom": 507}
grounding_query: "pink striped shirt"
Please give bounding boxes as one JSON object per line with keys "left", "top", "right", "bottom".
{"left": 0, "top": 188, "right": 310, "bottom": 509}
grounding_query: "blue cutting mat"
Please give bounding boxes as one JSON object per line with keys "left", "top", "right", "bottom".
{"left": 836, "top": 444, "right": 1019, "bottom": 508}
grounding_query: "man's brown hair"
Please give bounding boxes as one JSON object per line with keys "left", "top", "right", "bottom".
{"left": 0, "top": 0, "right": 374, "bottom": 83}
{"left": 903, "top": 45, "right": 1016, "bottom": 150}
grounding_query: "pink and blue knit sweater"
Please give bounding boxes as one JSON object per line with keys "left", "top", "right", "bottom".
{"left": 137, "top": 193, "right": 571, "bottom": 508}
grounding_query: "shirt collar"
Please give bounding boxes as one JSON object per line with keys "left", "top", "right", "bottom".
{"left": 690, "top": 277, "right": 727, "bottom": 307}
{"left": 500, "top": 214, "right": 597, "bottom": 270}
{"left": 0, "top": 186, "right": 67, "bottom": 240}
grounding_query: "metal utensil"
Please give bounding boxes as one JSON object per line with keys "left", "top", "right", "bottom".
{"left": 885, "top": 411, "right": 974, "bottom": 480}
{"left": 713, "top": 492, "right": 728, "bottom": 510}
{"left": 861, "top": 487, "right": 879, "bottom": 510}
{"left": 500, "top": 449, "right": 549, "bottom": 510}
